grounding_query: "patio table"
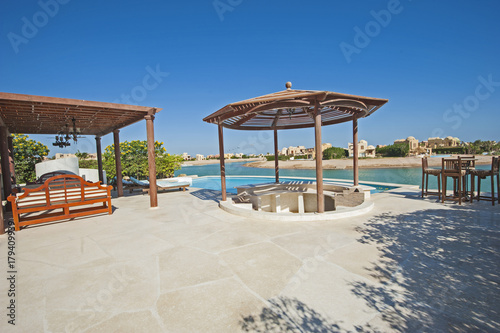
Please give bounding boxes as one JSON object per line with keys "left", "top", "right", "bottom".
{"left": 442, "top": 156, "right": 477, "bottom": 201}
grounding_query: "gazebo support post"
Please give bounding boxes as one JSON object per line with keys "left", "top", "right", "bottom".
{"left": 95, "top": 136, "right": 104, "bottom": 184}
{"left": 145, "top": 114, "right": 158, "bottom": 208}
{"left": 274, "top": 128, "right": 279, "bottom": 183}
{"left": 8, "top": 136, "right": 16, "bottom": 184}
{"left": 353, "top": 116, "right": 359, "bottom": 186}
{"left": 0, "top": 126, "right": 12, "bottom": 200}
{"left": 0, "top": 150, "right": 4, "bottom": 235}
{"left": 314, "top": 101, "right": 324, "bottom": 213}
{"left": 113, "top": 130, "right": 124, "bottom": 197}
{"left": 218, "top": 121, "right": 227, "bottom": 201}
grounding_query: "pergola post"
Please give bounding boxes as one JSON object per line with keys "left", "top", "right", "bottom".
{"left": 314, "top": 100, "right": 324, "bottom": 213}
{"left": 0, "top": 165, "right": 4, "bottom": 235}
{"left": 95, "top": 136, "right": 104, "bottom": 184}
{"left": 274, "top": 128, "right": 279, "bottom": 183}
{"left": 353, "top": 116, "right": 359, "bottom": 186}
{"left": 113, "top": 130, "right": 124, "bottom": 197}
{"left": 145, "top": 114, "right": 158, "bottom": 208}
{"left": 8, "top": 136, "right": 16, "bottom": 184}
{"left": 218, "top": 121, "right": 227, "bottom": 201}
{"left": 0, "top": 126, "right": 12, "bottom": 200}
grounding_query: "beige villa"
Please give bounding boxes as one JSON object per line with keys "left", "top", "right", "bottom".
{"left": 348, "top": 140, "right": 375, "bottom": 158}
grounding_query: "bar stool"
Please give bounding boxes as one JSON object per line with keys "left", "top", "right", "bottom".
{"left": 421, "top": 157, "right": 441, "bottom": 199}
{"left": 470, "top": 156, "right": 500, "bottom": 206}
{"left": 442, "top": 156, "right": 467, "bottom": 205}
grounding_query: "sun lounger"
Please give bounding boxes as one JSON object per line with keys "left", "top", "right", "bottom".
{"left": 129, "top": 177, "right": 190, "bottom": 193}
{"left": 111, "top": 177, "right": 144, "bottom": 192}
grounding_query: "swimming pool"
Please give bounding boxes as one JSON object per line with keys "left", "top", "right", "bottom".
{"left": 430, "top": 154, "right": 451, "bottom": 158}
{"left": 191, "top": 176, "right": 398, "bottom": 194}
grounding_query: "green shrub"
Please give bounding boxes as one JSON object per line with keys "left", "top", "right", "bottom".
{"left": 376, "top": 142, "right": 409, "bottom": 157}
{"left": 323, "top": 147, "right": 348, "bottom": 159}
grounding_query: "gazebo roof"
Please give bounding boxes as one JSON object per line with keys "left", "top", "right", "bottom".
{"left": 0, "top": 92, "right": 161, "bottom": 137}
{"left": 203, "top": 83, "right": 388, "bottom": 130}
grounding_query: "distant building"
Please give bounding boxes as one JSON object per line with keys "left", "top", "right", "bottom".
{"left": 224, "top": 153, "right": 234, "bottom": 159}
{"left": 427, "top": 136, "right": 461, "bottom": 149}
{"left": 394, "top": 136, "right": 423, "bottom": 156}
{"left": 348, "top": 140, "right": 375, "bottom": 158}
{"left": 55, "top": 153, "right": 76, "bottom": 159}
{"left": 281, "top": 146, "right": 306, "bottom": 156}
{"left": 182, "top": 152, "right": 191, "bottom": 160}
{"left": 54, "top": 153, "right": 97, "bottom": 160}
{"left": 311, "top": 143, "right": 332, "bottom": 159}
{"left": 195, "top": 154, "right": 205, "bottom": 161}
{"left": 394, "top": 136, "right": 419, "bottom": 151}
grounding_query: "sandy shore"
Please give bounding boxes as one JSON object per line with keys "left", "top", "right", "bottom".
{"left": 244, "top": 155, "right": 494, "bottom": 170}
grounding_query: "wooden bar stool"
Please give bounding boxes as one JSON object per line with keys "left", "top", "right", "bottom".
{"left": 470, "top": 156, "right": 500, "bottom": 206}
{"left": 421, "top": 157, "right": 441, "bottom": 199}
{"left": 442, "top": 156, "right": 467, "bottom": 205}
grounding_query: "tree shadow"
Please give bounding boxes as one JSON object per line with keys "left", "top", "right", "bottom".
{"left": 352, "top": 206, "right": 500, "bottom": 332}
{"left": 240, "top": 297, "right": 381, "bottom": 333}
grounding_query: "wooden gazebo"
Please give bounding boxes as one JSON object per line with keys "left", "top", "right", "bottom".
{"left": 0, "top": 92, "right": 162, "bottom": 232}
{"left": 203, "top": 82, "right": 388, "bottom": 213}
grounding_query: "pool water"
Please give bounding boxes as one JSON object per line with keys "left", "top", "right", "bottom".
{"left": 177, "top": 161, "right": 493, "bottom": 192}
{"left": 191, "top": 176, "right": 397, "bottom": 194}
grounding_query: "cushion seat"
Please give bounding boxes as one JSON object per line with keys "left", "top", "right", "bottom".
{"left": 424, "top": 168, "right": 441, "bottom": 176}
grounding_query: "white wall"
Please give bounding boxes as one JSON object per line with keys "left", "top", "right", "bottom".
{"left": 35, "top": 157, "right": 79, "bottom": 178}
{"left": 79, "top": 169, "right": 106, "bottom": 184}
{"left": 35, "top": 157, "right": 106, "bottom": 184}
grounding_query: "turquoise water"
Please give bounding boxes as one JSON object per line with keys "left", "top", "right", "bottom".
{"left": 191, "top": 176, "right": 397, "bottom": 194}
{"left": 175, "top": 161, "right": 493, "bottom": 192}
{"left": 430, "top": 154, "right": 451, "bottom": 158}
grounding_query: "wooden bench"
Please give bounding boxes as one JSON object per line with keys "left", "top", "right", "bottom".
{"left": 7, "top": 174, "right": 113, "bottom": 231}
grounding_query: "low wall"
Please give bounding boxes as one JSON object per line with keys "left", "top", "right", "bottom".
{"left": 35, "top": 157, "right": 105, "bottom": 184}
{"left": 35, "top": 157, "right": 79, "bottom": 178}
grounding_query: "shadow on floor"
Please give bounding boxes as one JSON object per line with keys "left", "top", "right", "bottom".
{"left": 352, "top": 207, "right": 500, "bottom": 331}
{"left": 189, "top": 188, "right": 223, "bottom": 203}
{"left": 240, "top": 297, "right": 381, "bottom": 333}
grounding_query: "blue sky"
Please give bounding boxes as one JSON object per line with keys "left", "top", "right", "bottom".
{"left": 1, "top": 0, "right": 499, "bottom": 157}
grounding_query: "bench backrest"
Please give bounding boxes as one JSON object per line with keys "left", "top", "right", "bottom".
{"left": 9, "top": 174, "right": 111, "bottom": 209}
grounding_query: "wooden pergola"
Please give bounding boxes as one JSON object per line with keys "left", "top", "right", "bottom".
{"left": 203, "top": 82, "right": 388, "bottom": 213}
{"left": 0, "top": 92, "right": 162, "bottom": 232}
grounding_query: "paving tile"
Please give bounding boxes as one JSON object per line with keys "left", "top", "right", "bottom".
{"left": 156, "top": 278, "right": 266, "bottom": 333}
{"left": 271, "top": 229, "right": 355, "bottom": 260}
{"left": 17, "top": 236, "right": 110, "bottom": 268}
{"left": 46, "top": 309, "right": 114, "bottom": 333}
{"left": 43, "top": 258, "right": 159, "bottom": 313}
{"left": 190, "top": 224, "right": 268, "bottom": 254}
{"left": 323, "top": 241, "right": 385, "bottom": 282}
{"left": 158, "top": 246, "right": 233, "bottom": 292}
{"left": 281, "top": 263, "right": 381, "bottom": 332}
{"left": 220, "top": 242, "right": 302, "bottom": 299}
{"left": 92, "top": 231, "right": 175, "bottom": 260}
{"left": 84, "top": 310, "right": 164, "bottom": 333}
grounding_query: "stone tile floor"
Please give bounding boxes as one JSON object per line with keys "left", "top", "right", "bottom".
{"left": 1, "top": 186, "right": 499, "bottom": 332}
